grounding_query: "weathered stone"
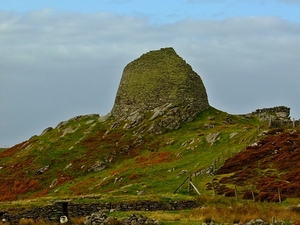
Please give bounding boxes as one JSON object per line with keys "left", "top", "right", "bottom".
{"left": 123, "top": 111, "right": 145, "bottom": 129}
{"left": 84, "top": 211, "right": 108, "bottom": 225}
{"left": 88, "top": 161, "right": 107, "bottom": 172}
{"left": 55, "top": 121, "right": 68, "bottom": 130}
{"left": 110, "top": 122, "right": 121, "bottom": 129}
{"left": 4, "top": 200, "right": 197, "bottom": 223}
{"left": 206, "top": 132, "right": 220, "bottom": 145}
{"left": 86, "top": 120, "right": 95, "bottom": 125}
{"left": 249, "top": 106, "right": 291, "bottom": 128}
{"left": 223, "top": 116, "right": 234, "bottom": 124}
{"left": 35, "top": 165, "right": 50, "bottom": 175}
{"left": 41, "top": 127, "right": 53, "bottom": 135}
{"left": 150, "top": 103, "right": 173, "bottom": 121}
{"left": 147, "top": 123, "right": 165, "bottom": 135}
{"left": 230, "top": 132, "right": 238, "bottom": 139}
{"left": 60, "top": 124, "right": 81, "bottom": 137}
{"left": 49, "top": 179, "right": 58, "bottom": 188}
{"left": 111, "top": 47, "right": 209, "bottom": 126}
{"left": 204, "top": 123, "right": 215, "bottom": 129}
{"left": 159, "top": 116, "right": 180, "bottom": 130}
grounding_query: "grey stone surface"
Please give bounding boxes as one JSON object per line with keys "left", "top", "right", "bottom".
{"left": 111, "top": 47, "right": 209, "bottom": 132}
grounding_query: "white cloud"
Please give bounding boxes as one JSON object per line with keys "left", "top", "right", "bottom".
{"left": 1, "top": 10, "right": 300, "bottom": 146}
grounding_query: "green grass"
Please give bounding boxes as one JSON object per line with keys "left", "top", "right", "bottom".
{"left": 1, "top": 194, "right": 300, "bottom": 224}
{"left": 0, "top": 106, "right": 288, "bottom": 204}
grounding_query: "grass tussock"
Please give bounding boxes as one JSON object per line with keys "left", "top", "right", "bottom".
{"left": 190, "top": 195, "right": 300, "bottom": 224}
{"left": 134, "top": 196, "right": 300, "bottom": 224}
{"left": 17, "top": 217, "right": 85, "bottom": 225}
{"left": 135, "top": 204, "right": 300, "bottom": 224}
{"left": 192, "top": 203, "right": 300, "bottom": 224}
{"left": 18, "top": 218, "right": 51, "bottom": 225}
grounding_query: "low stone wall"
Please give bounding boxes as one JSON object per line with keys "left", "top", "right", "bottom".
{"left": 252, "top": 106, "right": 290, "bottom": 115}
{"left": 248, "top": 106, "right": 300, "bottom": 128}
{"left": 1, "top": 200, "right": 198, "bottom": 223}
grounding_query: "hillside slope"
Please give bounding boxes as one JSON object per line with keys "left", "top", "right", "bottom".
{"left": 1, "top": 106, "right": 296, "bottom": 202}
{"left": 216, "top": 128, "right": 300, "bottom": 202}
{"left": 0, "top": 47, "right": 297, "bottom": 204}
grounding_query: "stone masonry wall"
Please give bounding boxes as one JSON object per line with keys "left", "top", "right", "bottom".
{"left": 1, "top": 200, "right": 198, "bottom": 224}
{"left": 249, "top": 106, "right": 297, "bottom": 128}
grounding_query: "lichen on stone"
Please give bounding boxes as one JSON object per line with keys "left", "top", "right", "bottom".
{"left": 111, "top": 47, "right": 210, "bottom": 132}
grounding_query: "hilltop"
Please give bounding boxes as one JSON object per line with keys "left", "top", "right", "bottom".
{"left": 112, "top": 47, "right": 209, "bottom": 119}
{"left": 0, "top": 48, "right": 299, "bottom": 206}
{"left": 111, "top": 47, "right": 209, "bottom": 134}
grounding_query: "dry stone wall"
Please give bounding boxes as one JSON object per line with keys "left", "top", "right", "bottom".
{"left": 244, "top": 106, "right": 300, "bottom": 128}
{"left": 112, "top": 47, "right": 209, "bottom": 119}
{"left": 1, "top": 200, "right": 197, "bottom": 223}
{"left": 109, "top": 47, "right": 209, "bottom": 135}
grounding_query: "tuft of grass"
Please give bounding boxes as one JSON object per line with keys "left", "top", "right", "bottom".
{"left": 17, "top": 217, "right": 85, "bottom": 225}
{"left": 190, "top": 202, "right": 300, "bottom": 224}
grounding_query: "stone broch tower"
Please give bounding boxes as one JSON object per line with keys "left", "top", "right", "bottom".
{"left": 111, "top": 47, "right": 209, "bottom": 132}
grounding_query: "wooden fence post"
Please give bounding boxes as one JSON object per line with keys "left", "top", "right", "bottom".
{"left": 235, "top": 186, "right": 238, "bottom": 201}
{"left": 251, "top": 186, "right": 255, "bottom": 201}
{"left": 272, "top": 216, "right": 275, "bottom": 224}
{"left": 212, "top": 181, "right": 216, "bottom": 195}
{"left": 293, "top": 118, "right": 295, "bottom": 128}
{"left": 190, "top": 181, "right": 201, "bottom": 195}
{"left": 222, "top": 149, "right": 224, "bottom": 162}
{"left": 174, "top": 176, "right": 189, "bottom": 194}
{"left": 278, "top": 188, "right": 281, "bottom": 203}
{"left": 188, "top": 174, "right": 192, "bottom": 194}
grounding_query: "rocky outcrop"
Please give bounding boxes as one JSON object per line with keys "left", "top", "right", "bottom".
{"left": 249, "top": 106, "right": 291, "bottom": 127}
{"left": 111, "top": 47, "right": 209, "bottom": 133}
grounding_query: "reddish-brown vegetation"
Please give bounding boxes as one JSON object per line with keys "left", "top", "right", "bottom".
{"left": 13, "top": 179, "right": 41, "bottom": 194}
{"left": 0, "top": 141, "right": 30, "bottom": 158}
{"left": 32, "top": 188, "right": 50, "bottom": 198}
{"left": 217, "top": 130, "right": 300, "bottom": 201}
{"left": 135, "top": 152, "right": 173, "bottom": 167}
{"left": 0, "top": 178, "right": 42, "bottom": 201}
{"left": 129, "top": 173, "right": 143, "bottom": 180}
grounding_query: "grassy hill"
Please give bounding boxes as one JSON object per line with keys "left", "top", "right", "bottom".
{"left": 0, "top": 106, "right": 274, "bottom": 202}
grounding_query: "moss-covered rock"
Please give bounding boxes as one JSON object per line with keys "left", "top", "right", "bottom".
{"left": 111, "top": 47, "right": 209, "bottom": 120}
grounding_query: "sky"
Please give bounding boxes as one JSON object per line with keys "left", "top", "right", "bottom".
{"left": 1, "top": 0, "right": 300, "bottom": 147}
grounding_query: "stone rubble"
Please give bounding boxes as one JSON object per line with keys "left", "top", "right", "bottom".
{"left": 84, "top": 210, "right": 159, "bottom": 225}
{"left": 201, "top": 218, "right": 285, "bottom": 225}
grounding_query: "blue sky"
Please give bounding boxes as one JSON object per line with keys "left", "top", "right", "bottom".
{"left": 1, "top": 0, "right": 300, "bottom": 146}
{"left": 2, "top": 0, "right": 300, "bottom": 23}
